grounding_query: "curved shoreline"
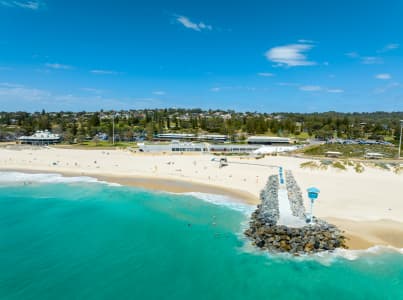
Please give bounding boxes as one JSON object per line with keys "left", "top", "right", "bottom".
{"left": 1, "top": 167, "right": 403, "bottom": 250}
{"left": 0, "top": 167, "right": 258, "bottom": 205}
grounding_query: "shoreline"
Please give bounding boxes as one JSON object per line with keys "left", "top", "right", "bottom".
{"left": 1, "top": 147, "right": 402, "bottom": 251}
{"left": 0, "top": 167, "right": 259, "bottom": 205}
{"left": 1, "top": 167, "right": 403, "bottom": 250}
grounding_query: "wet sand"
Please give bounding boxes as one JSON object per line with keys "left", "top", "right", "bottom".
{"left": 328, "top": 218, "right": 403, "bottom": 250}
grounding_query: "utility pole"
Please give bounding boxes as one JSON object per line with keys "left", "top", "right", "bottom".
{"left": 112, "top": 115, "right": 115, "bottom": 146}
{"left": 399, "top": 120, "right": 403, "bottom": 159}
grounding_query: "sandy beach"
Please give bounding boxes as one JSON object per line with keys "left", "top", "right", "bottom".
{"left": 1, "top": 146, "right": 402, "bottom": 249}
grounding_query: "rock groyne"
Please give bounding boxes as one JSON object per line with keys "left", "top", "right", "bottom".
{"left": 245, "top": 170, "right": 347, "bottom": 254}
{"left": 257, "top": 175, "right": 279, "bottom": 226}
{"left": 285, "top": 170, "right": 306, "bottom": 219}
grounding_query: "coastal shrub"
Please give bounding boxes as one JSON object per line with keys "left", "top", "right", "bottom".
{"left": 332, "top": 161, "right": 347, "bottom": 170}
{"left": 394, "top": 166, "right": 402, "bottom": 174}
{"left": 319, "top": 164, "right": 328, "bottom": 170}
{"left": 319, "top": 160, "right": 332, "bottom": 170}
{"left": 344, "top": 160, "right": 354, "bottom": 166}
{"left": 303, "top": 144, "right": 397, "bottom": 158}
{"left": 300, "top": 161, "right": 319, "bottom": 169}
{"left": 320, "top": 159, "right": 332, "bottom": 166}
{"left": 354, "top": 162, "right": 364, "bottom": 173}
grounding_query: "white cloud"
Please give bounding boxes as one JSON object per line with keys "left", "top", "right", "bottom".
{"left": 378, "top": 43, "right": 399, "bottom": 53}
{"left": 210, "top": 86, "right": 257, "bottom": 92}
{"left": 152, "top": 91, "right": 166, "bottom": 95}
{"left": 277, "top": 82, "right": 300, "bottom": 87}
{"left": 279, "top": 82, "right": 343, "bottom": 93}
{"left": 257, "top": 72, "right": 274, "bottom": 77}
{"left": 327, "top": 89, "right": 344, "bottom": 93}
{"left": 299, "top": 85, "right": 321, "bottom": 92}
{"left": 361, "top": 56, "right": 383, "bottom": 64}
{"left": 374, "top": 82, "right": 401, "bottom": 94}
{"left": 81, "top": 88, "right": 103, "bottom": 94}
{"left": 0, "top": 82, "right": 158, "bottom": 111}
{"left": 297, "top": 39, "right": 315, "bottom": 44}
{"left": 0, "top": 82, "right": 50, "bottom": 100}
{"left": 375, "top": 73, "right": 391, "bottom": 80}
{"left": 0, "top": 1, "right": 45, "bottom": 10}
{"left": 265, "top": 43, "right": 316, "bottom": 67}
{"left": 45, "top": 63, "right": 73, "bottom": 70}
{"left": 345, "top": 52, "right": 383, "bottom": 64}
{"left": 175, "top": 15, "right": 212, "bottom": 32}
{"left": 345, "top": 52, "right": 359, "bottom": 58}
{"left": 90, "top": 69, "right": 119, "bottom": 75}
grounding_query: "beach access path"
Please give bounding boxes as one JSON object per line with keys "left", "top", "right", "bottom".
{"left": 277, "top": 176, "right": 306, "bottom": 228}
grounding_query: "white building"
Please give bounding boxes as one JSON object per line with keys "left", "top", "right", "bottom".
{"left": 18, "top": 130, "right": 61, "bottom": 145}
{"left": 154, "top": 133, "right": 228, "bottom": 142}
{"left": 138, "top": 142, "right": 259, "bottom": 153}
{"left": 208, "top": 144, "right": 260, "bottom": 153}
{"left": 138, "top": 141, "right": 208, "bottom": 152}
{"left": 154, "top": 133, "right": 195, "bottom": 141}
{"left": 364, "top": 152, "right": 384, "bottom": 159}
{"left": 325, "top": 151, "right": 342, "bottom": 158}
{"left": 247, "top": 136, "right": 291, "bottom": 145}
{"left": 197, "top": 134, "right": 228, "bottom": 142}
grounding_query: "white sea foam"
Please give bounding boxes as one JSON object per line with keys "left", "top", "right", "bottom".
{"left": 238, "top": 239, "right": 403, "bottom": 265}
{"left": 177, "top": 192, "right": 403, "bottom": 262}
{"left": 305, "top": 245, "right": 403, "bottom": 265}
{"left": 180, "top": 192, "right": 255, "bottom": 214}
{"left": 0, "top": 171, "right": 120, "bottom": 186}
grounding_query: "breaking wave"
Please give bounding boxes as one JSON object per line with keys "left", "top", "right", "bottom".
{"left": 0, "top": 171, "right": 120, "bottom": 186}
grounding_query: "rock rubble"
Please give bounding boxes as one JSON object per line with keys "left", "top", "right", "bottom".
{"left": 285, "top": 170, "right": 306, "bottom": 218}
{"left": 245, "top": 170, "right": 347, "bottom": 254}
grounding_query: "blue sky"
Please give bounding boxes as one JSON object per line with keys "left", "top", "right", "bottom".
{"left": 0, "top": 0, "right": 402, "bottom": 112}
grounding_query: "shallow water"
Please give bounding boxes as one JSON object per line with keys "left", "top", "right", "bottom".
{"left": 0, "top": 172, "right": 402, "bottom": 300}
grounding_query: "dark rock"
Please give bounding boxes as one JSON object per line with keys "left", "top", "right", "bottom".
{"left": 244, "top": 171, "right": 348, "bottom": 254}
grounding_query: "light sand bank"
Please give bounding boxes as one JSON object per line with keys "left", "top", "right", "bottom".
{"left": 328, "top": 218, "right": 403, "bottom": 250}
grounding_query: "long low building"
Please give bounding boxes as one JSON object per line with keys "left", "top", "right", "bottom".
{"left": 208, "top": 144, "right": 260, "bottom": 153}
{"left": 154, "top": 133, "right": 195, "bottom": 141}
{"left": 153, "top": 133, "right": 228, "bottom": 142}
{"left": 138, "top": 141, "right": 208, "bottom": 153}
{"left": 138, "top": 142, "right": 259, "bottom": 153}
{"left": 247, "top": 136, "right": 291, "bottom": 145}
{"left": 18, "top": 130, "right": 61, "bottom": 145}
{"left": 197, "top": 134, "right": 228, "bottom": 142}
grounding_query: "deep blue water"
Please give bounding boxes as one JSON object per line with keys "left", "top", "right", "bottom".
{"left": 0, "top": 173, "right": 402, "bottom": 300}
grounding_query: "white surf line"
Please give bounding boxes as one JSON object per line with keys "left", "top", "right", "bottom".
{"left": 277, "top": 174, "right": 306, "bottom": 228}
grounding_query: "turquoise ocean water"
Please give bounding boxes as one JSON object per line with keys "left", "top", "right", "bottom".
{"left": 0, "top": 172, "right": 402, "bottom": 300}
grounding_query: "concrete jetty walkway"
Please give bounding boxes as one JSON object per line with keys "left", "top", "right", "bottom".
{"left": 277, "top": 173, "right": 306, "bottom": 228}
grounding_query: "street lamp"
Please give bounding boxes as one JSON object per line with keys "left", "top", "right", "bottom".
{"left": 306, "top": 187, "right": 320, "bottom": 223}
{"left": 112, "top": 115, "right": 115, "bottom": 145}
{"left": 399, "top": 120, "right": 403, "bottom": 159}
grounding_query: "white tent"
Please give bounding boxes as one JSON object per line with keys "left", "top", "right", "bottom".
{"left": 252, "top": 145, "right": 298, "bottom": 155}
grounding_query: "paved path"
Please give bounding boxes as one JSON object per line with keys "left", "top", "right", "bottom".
{"left": 277, "top": 175, "right": 306, "bottom": 228}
